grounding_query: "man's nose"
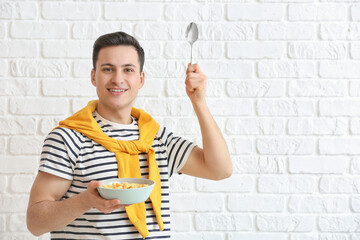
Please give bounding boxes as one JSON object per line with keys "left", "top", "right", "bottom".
{"left": 112, "top": 70, "right": 124, "bottom": 83}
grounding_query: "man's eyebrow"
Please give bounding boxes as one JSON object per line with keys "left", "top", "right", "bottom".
{"left": 100, "top": 63, "right": 137, "bottom": 68}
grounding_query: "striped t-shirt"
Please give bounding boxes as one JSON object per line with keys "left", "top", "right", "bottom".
{"left": 39, "top": 111, "right": 195, "bottom": 239}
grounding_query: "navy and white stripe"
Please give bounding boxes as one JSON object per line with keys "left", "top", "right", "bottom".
{"left": 39, "top": 111, "right": 195, "bottom": 239}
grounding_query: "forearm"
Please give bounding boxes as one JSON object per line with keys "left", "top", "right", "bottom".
{"left": 192, "top": 100, "right": 232, "bottom": 179}
{"left": 27, "top": 191, "right": 90, "bottom": 236}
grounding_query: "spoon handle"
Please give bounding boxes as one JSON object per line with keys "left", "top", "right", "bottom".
{"left": 191, "top": 44, "right": 193, "bottom": 65}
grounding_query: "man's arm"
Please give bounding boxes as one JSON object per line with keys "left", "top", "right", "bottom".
{"left": 27, "top": 171, "right": 124, "bottom": 236}
{"left": 179, "top": 63, "right": 232, "bottom": 180}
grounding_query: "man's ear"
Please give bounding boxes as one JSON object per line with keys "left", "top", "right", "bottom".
{"left": 91, "top": 69, "right": 96, "bottom": 87}
{"left": 139, "top": 71, "right": 145, "bottom": 89}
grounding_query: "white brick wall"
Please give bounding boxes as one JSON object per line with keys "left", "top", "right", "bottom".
{"left": 1, "top": 0, "right": 359, "bottom": 239}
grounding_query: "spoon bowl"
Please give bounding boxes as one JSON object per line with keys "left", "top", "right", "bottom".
{"left": 185, "top": 22, "right": 199, "bottom": 64}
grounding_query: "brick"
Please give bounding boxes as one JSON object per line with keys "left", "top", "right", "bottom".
{"left": 350, "top": 157, "right": 360, "bottom": 174}
{"left": 200, "top": 23, "right": 255, "bottom": 41}
{"left": 0, "top": 137, "right": 5, "bottom": 154}
{"left": 258, "top": 61, "right": 315, "bottom": 78}
{"left": 320, "top": 23, "right": 360, "bottom": 40}
{"left": 10, "top": 175, "right": 34, "bottom": 193}
{"left": 0, "top": 214, "right": 5, "bottom": 232}
{"left": 38, "top": 117, "right": 63, "bottom": 135}
{"left": 72, "top": 60, "right": 92, "bottom": 78}
{"left": 139, "top": 41, "right": 162, "bottom": 59}
{"left": 289, "top": 80, "right": 346, "bottom": 97}
{"left": 0, "top": 117, "right": 36, "bottom": 135}
{"left": 162, "top": 117, "right": 200, "bottom": 136}
{"left": 202, "top": 61, "right": 253, "bottom": 79}
{"left": 169, "top": 174, "right": 194, "bottom": 193}
{"left": 42, "top": 41, "right": 92, "bottom": 58}
{"left": 134, "top": 23, "right": 183, "bottom": 40}
{"left": 171, "top": 213, "right": 191, "bottom": 231}
{"left": 42, "top": 2, "right": 100, "bottom": 20}
{"left": 165, "top": 4, "right": 222, "bottom": 21}
{"left": 0, "top": 195, "right": 29, "bottom": 213}
{"left": 258, "top": 23, "right": 315, "bottom": 40}
{"left": 10, "top": 21, "right": 68, "bottom": 39}
{"left": 196, "top": 175, "right": 254, "bottom": 193}
{"left": 320, "top": 100, "right": 360, "bottom": 116}
{"left": 42, "top": 79, "right": 96, "bottom": 97}
{"left": 353, "top": 234, "right": 360, "bottom": 240}
{"left": 11, "top": 60, "right": 70, "bottom": 77}
{"left": 320, "top": 176, "right": 360, "bottom": 193}
{"left": 1, "top": 156, "right": 38, "bottom": 174}
{"left": 0, "top": 22, "right": 5, "bottom": 38}
{"left": 229, "top": 138, "right": 253, "bottom": 154}
{"left": 0, "top": 41, "right": 37, "bottom": 58}
{"left": 165, "top": 41, "right": 223, "bottom": 60}
{"left": 10, "top": 98, "right": 68, "bottom": 115}
{"left": 288, "top": 42, "right": 346, "bottom": 59}
{"left": 137, "top": 79, "right": 162, "bottom": 97}
{"left": 350, "top": 43, "right": 360, "bottom": 59}
{"left": 352, "top": 5, "right": 360, "bottom": 21}
{"left": 0, "top": 2, "right": 37, "bottom": 19}
{"left": 258, "top": 176, "right": 315, "bottom": 193}
{"left": 228, "top": 233, "right": 287, "bottom": 240}
{"left": 145, "top": 60, "right": 186, "bottom": 78}
{"left": 288, "top": 118, "right": 347, "bottom": 135}
{"left": 351, "top": 196, "right": 360, "bottom": 212}
{"left": 208, "top": 99, "right": 253, "bottom": 116}
{"left": 166, "top": 79, "right": 223, "bottom": 98}
{"left": 257, "top": 138, "right": 314, "bottom": 155}
{"left": 257, "top": 100, "right": 315, "bottom": 116}
{"left": 232, "top": 156, "right": 286, "bottom": 174}
{"left": 0, "top": 175, "right": 7, "bottom": 193}
{"left": 228, "top": 195, "right": 285, "bottom": 212}
{"left": 195, "top": 214, "right": 252, "bottom": 231}
{"left": 319, "top": 138, "right": 360, "bottom": 154}
{"left": 320, "top": 61, "right": 360, "bottom": 78}
{"left": 0, "top": 98, "right": 7, "bottom": 115}
{"left": 318, "top": 216, "right": 360, "bottom": 232}
{"left": 289, "top": 196, "right": 347, "bottom": 213}
{"left": 227, "top": 80, "right": 284, "bottom": 98}
{"left": 226, "top": 118, "right": 285, "bottom": 135}
{"left": 171, "top": 193, "right": 223, "bottom": 212}
{"left": 143, "top": 99, "right": 193, "bottom": 117}
{"left": 9, "top": 214, "right": 27, "bottom": 232}
{"left": 9, "top": 136, "right": 43, "bottom": 155}
{"left": 227, "top": 4, "right": 284, "bottom": 21}
{"left": 289, "top": 156, "right": 347, "bottom": 174}
{"left": 72, "top": 22, "right": 132, "bottom": 40}
{"left": 0, "top": 60, "right": 8, "bottom": 77}
{"left": 72, "top": 99, "right": 93, "bottom": 114}
{"left": 228, "top": 42, "right": 284, "bottom": 59}
{"left": 257, "top": 215, "right": 314, "bottom": 232}
{"left": 104, "top": 4, "right": 162, "bottom": 20}
{"left": 289, "top": 4, "right": 346, "bottom": 21}
{"left": 172, "top": 233, "right": 225, "bottom": 240}
{"left": 0, "top": 79, "right": 38, "bottom": 96}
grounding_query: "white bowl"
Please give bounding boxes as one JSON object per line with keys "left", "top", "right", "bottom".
{"left": 97, "top": 178, "right": 155, "bottom": 205}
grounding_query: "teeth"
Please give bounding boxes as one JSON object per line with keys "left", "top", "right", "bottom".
{"left": 109, "top": 89, "right": 126, "bottom": 92}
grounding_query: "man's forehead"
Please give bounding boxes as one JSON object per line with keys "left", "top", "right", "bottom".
{"left": 97, "top": 45, "right": 140, "bottom": 67}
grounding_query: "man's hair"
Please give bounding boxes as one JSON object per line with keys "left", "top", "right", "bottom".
{"left": 92, "top": 31, "right": 145, "bottom": 72}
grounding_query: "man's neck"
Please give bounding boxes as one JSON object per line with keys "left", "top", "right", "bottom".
{"left": 95, "top": 103, "right": 133, "bottom": 125}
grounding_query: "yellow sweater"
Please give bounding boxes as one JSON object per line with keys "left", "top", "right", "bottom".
{"left": 56, "top": 100, "right": 164, "bottom": 238}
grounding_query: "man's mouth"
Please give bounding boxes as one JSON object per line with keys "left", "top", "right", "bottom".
{"left": 108, "top": 88, "right": 127, "bottom": 93}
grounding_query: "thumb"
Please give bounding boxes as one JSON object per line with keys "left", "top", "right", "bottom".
{"left": 88, "top": 180, "right": 101, "bottom": 190}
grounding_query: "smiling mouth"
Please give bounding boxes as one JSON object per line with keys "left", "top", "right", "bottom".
{"left": 108, "top": 89, "right": 127, "bottom": 93}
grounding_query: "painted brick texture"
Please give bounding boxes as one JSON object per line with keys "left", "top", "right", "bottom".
{"left": 0, "top": 0, "right": 359, "bottom": 239}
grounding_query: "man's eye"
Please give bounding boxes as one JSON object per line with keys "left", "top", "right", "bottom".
{"left": 103, "top": 68, "right": 113, "bottom": 72}
{"left": 125, "top": 68, "right": 134, "bottom": 73}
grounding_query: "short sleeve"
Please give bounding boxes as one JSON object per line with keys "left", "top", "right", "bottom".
{"left": 39, "top": 127, "right": 82, "bottom": 181}
{"left": 158, "top": 127, "right": 196, "bottom": 177}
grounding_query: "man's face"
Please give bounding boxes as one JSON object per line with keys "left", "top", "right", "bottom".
{"left": 91, "top": 45, "right": 144, "bottom": 115}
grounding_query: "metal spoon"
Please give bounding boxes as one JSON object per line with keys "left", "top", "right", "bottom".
{"left": 185, "top": 22, "right": 198, "bottom": 65}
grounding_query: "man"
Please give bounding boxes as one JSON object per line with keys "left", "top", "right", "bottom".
{"left": 27, "top": 31, "right": 232, "bottom": 239}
